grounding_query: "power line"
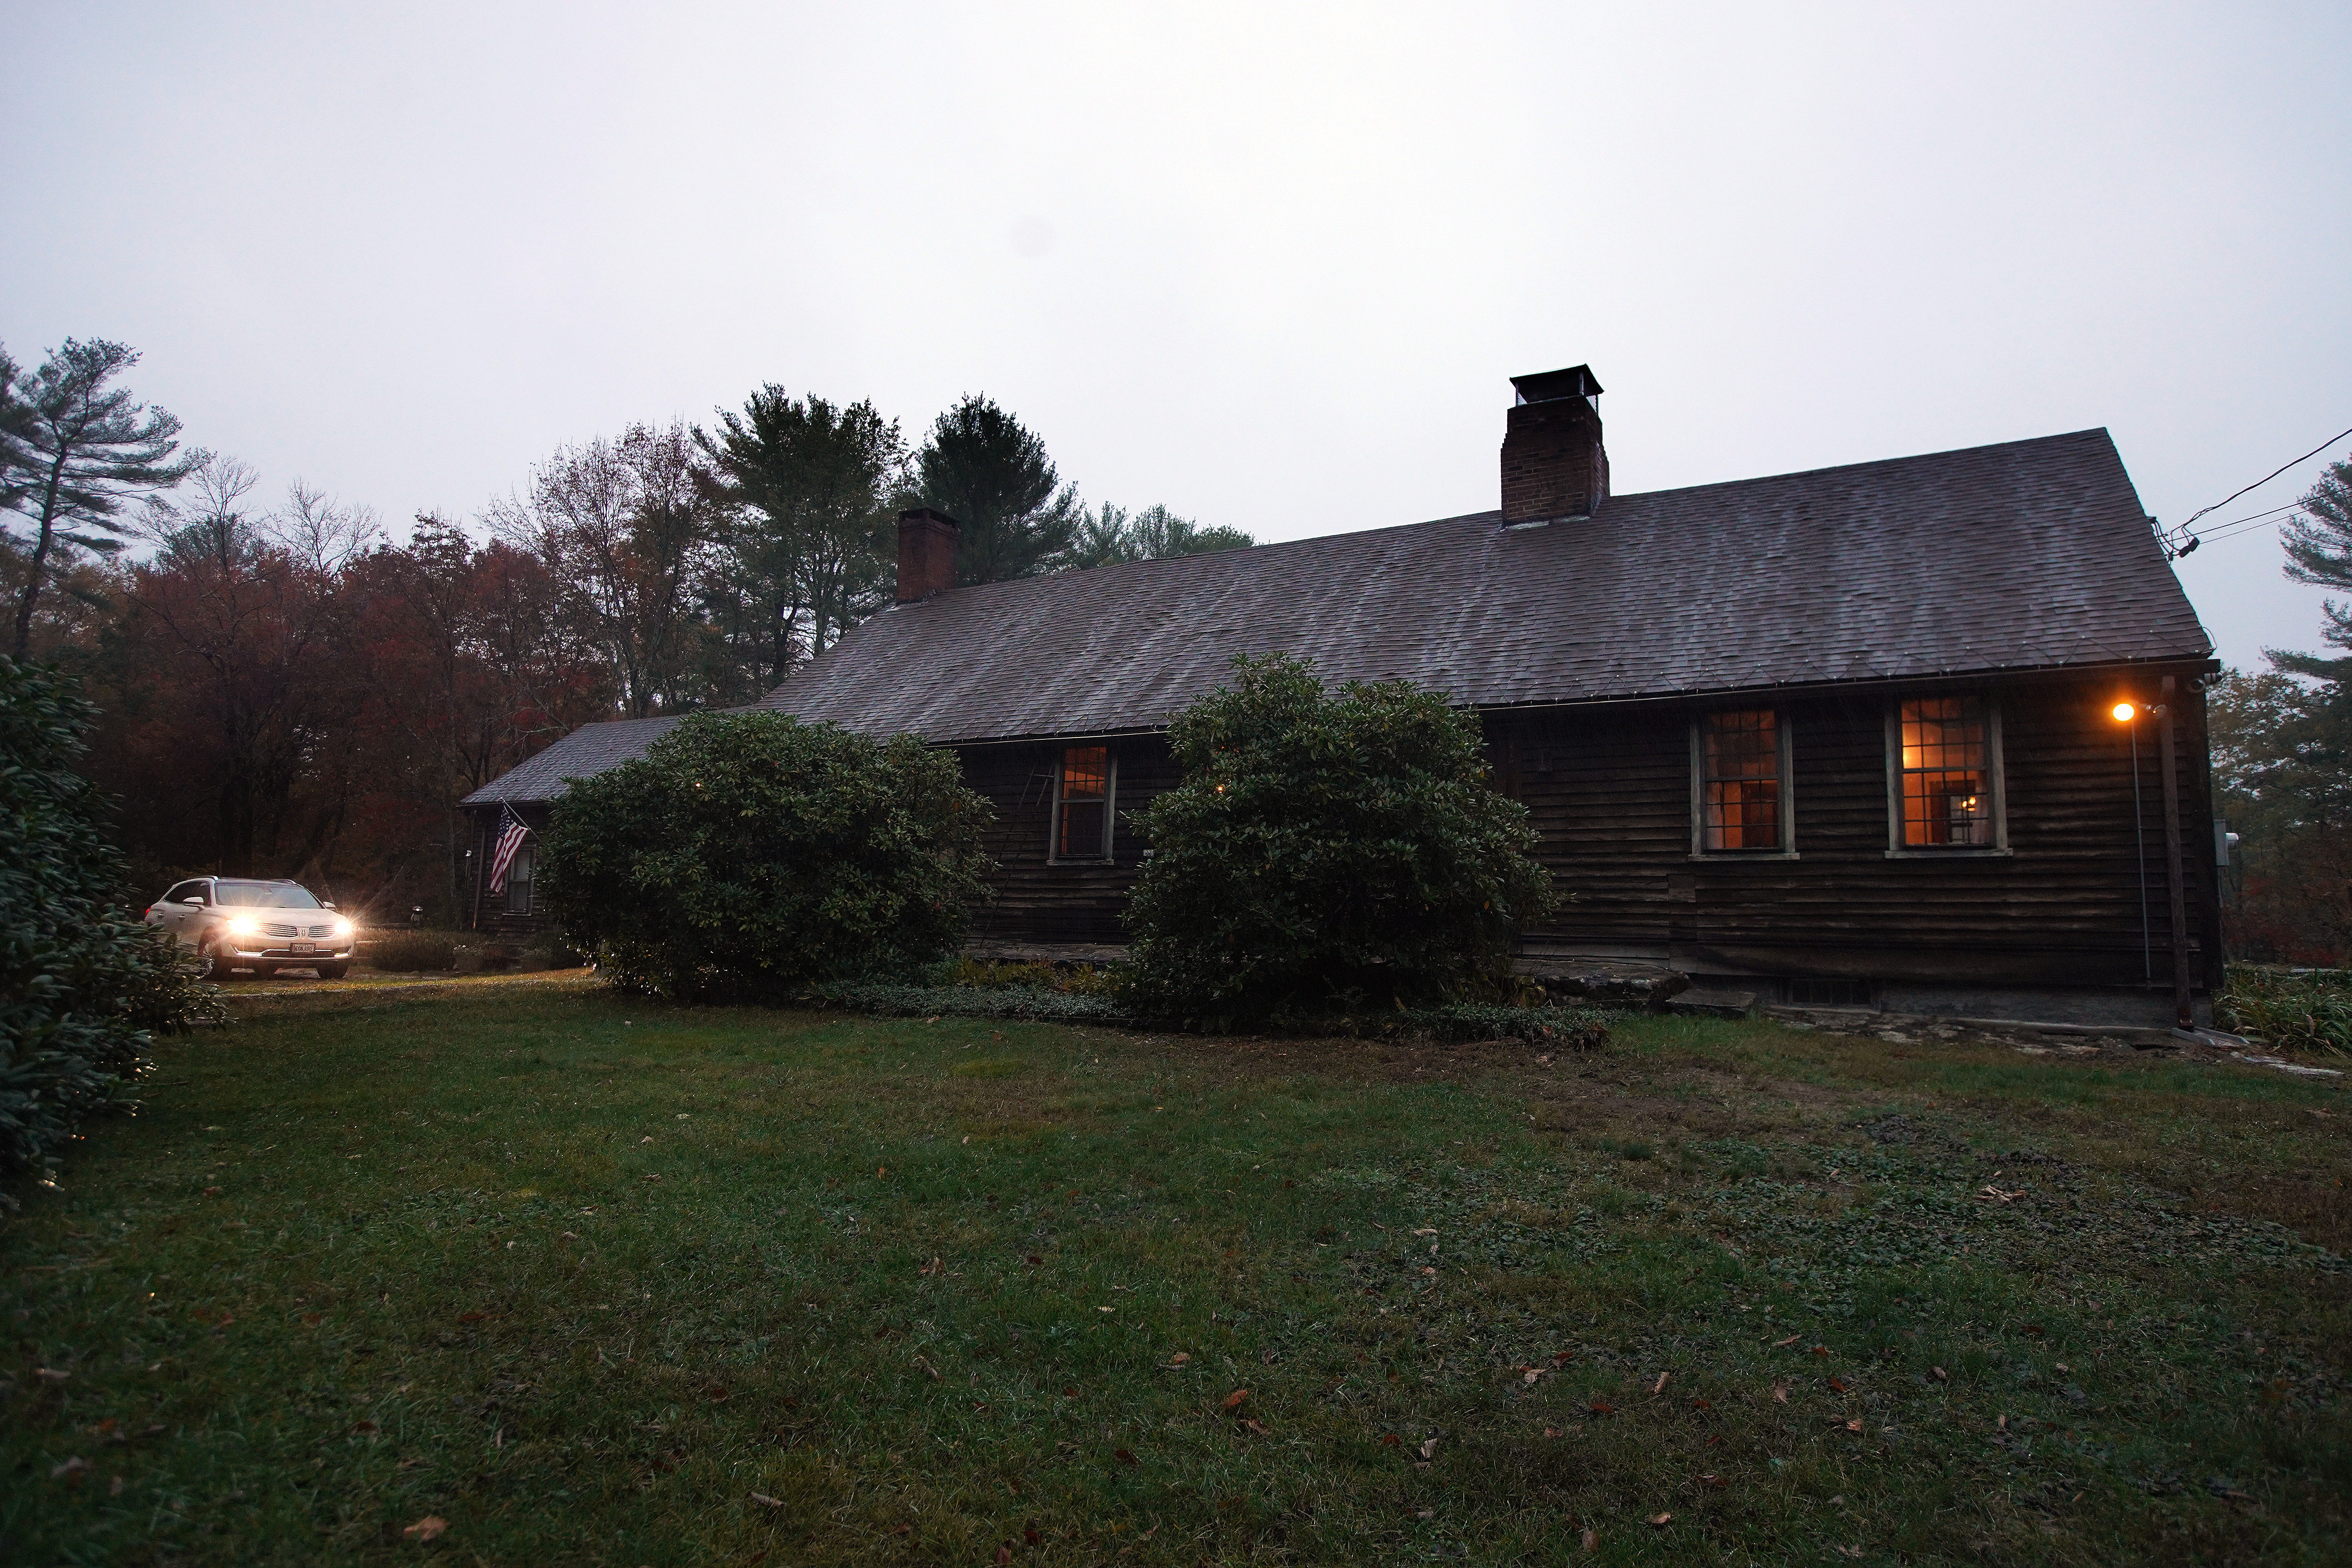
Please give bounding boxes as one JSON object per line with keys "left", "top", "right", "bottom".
{"left": 2180, "top": 424, "right": 2352, "bottom": 531}
{"left": 2158, "top": 422, "right": 2350, "bottom": 561}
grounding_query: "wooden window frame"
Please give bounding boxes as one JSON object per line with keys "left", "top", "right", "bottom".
{"left": 504, "top": 842, "right": 536, "bottom": 915}
{"left": 1689, "top": 708, "right": 1798, "bottom": 860}
{"left": 1049, "top": 745, "right": 1118, "bottom": 865}
{"left": 1884, "top": 695, "right": 2010, "bottom": 858}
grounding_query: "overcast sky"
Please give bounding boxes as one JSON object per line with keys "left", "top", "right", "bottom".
{"left": 7, "top": 2, "right": 2348, "bottom": 672}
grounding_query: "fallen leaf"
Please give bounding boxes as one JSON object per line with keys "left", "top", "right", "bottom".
{"left": 1419, "top": 1437, "right": 1439, "bottom": 1459}
{"left": 1772, "top": 1383, "right": 1789, "bottom": 1403}
{"left": 1114, "top": 1447, "right": 1138, "bottom": 1466}
{"left": 302, "top": 1312, "right": 323, "bottom": 1325}
{"left": 1589, "top": 1400, "right": 1614, "bottom": 1416}
{"left": 202, "top": 1187, "right": 221, "bottom": 1197}
{"left": 1829, "top": 1376, "right": 1848, "bottom": 1392}
{"left": 1523, "top": 1368, "right": 1541, "bottom": 1385}
{"left": 750, "top": 1491, "right": 784, "bottom": 1507}
{"left": 1699, "top": 1472, "right": 1726, "bottom": 1488}
{"left": 1543, "top": 1426, "right": 1563, "bottom": 1437}
{"left": 1381, "top": 1433, "right": 1402, "bottom": 1446}
{"left": 1690, "top": 1397, "right": 1713, "bottom": 1410}
{"left": 402, "top": 1515, "right": 448, "bottom": 1541}
{"left": 1222, "top": 1389, "right": 1250, "bottom": 1411}
{"left": 1062, "top": 1387, "right": 1078, "bottom": 1398}
{"left": 1997, "top": 1414, "right": 2008, "bottom": 1430}
{"left": 560, "top": 1231, "right": 579, "bottom": 1241}
{"left": 1581, "top": 1528, "right": 1598, "bottom": 1551}
{"left": 995, "top": 1546, "right": 1011, "bottom": 1567}
{"left": 1169, "top": 1352, "right": 1191, "bottom": 1365}
{"left": 1810, "top": 1346, "right": 1829, "bottom": 1357}
{"left": 51, "top": 1455, "right": 89, "bottom": 1480}
{"left": 352, "top": 1419, "right": 378, "bottom": 1434}
{"left": 1421, "top": 1266, "right": 1437, "bottom": 1276}
{"left": 1845, "top": 1418, "right": 1863, "bottom": 1432}
{"left": 704, "top": 1383, "right": 730, "bottom": 1401}
{"left": 1931, "top": 1366, "right": 1949, "bottom": 1382}
{"left": 34, "top": 1368, "right": 69, "bottom": 1383}
{"left": 109, "top": 1474, "right": 123, "bottom": 1497}
{"left": 1240, "top": 1418, "right": 1269, "bottom": 1435}
{"left": 458, "top": 1312, "right": 487, "bottom": 1323}
{"left": 877, "top": 1166, "right": 887, "bottom": 1177}
{"left": 1025, "top": 1255, "right": 1043, "bottom": 1266}
{"left": 1773, "top": 1334, "right": 1800, "bottom": 1348}
{"left": 1648, "top": 1512, "right": 1673, "bottom": 1527}
{"left": 1025, "top": 1528, "right": 1041, "bottom": 1545}
{"left": 1412, "top": 1228, "right": 1438, "bottom": 1236}
{"left": 1653, "top": 1371, "right": 1670, "bottom": 1395}
{"left": 1552, "top": 1350, "right": 1573, "bottom": 1365}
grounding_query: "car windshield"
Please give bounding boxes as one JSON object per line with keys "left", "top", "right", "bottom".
{"left": 213, "top": 881, "right": 323, "bottom": 909}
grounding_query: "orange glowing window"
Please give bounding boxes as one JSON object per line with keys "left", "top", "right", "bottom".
{"left": 1701, "top": 710, "right": 1782, "bottom": 851}
{"left": 1054, "top": 746, "right": 1112, "bottom": 860}
{"left": 1898, "top": 697, "right": 1994, "bottom": 847}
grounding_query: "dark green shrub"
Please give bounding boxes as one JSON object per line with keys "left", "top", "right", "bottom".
{"left": 365, "top": 930, "right": 456, "bottom": 972}
{"left": 1125, "top": 655, "right": 1557, "bottom": 1022}
{"left": 543, "top": 712, "right": 996, "bottom": 1000}
{"left": 807, "top": 981, "right": 1122, "bottom": 1024}
{"left": 0, "top": 658, "right": 222, "bottom": 1187}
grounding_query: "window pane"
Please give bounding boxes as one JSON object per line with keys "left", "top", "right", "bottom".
{"left": 1898, "top": 699, "right": 1993, "bottom": 846}
{"left": 1058, "top": 801, "right": 1106, "bottom": 859}
{"left": 1061, "top": 747, "right": 1108, "bottom": 800}
{"left": 1056, "top": 747, "right": 1111, "bottom": 858}
{"left": 1703, "top": 710, "right": 1779, "bottom": 850}
{"left": 506, "top": 846, "right": 535, "bottom": 914}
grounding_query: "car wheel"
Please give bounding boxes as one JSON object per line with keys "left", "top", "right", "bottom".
{"left": 192, "top": 940, "right": 218, "bottom": 981}
{"left": 317, "top": 963, "right": 348, "bottom": 980}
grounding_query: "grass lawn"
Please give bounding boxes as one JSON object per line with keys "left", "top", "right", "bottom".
{"left": 3, "top": 974, "right": 2347, "bottom": 1565}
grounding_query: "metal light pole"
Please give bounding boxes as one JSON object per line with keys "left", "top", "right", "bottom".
{"left": 2156, "top": 676, "right": 2194, "bottom": 1030}
{"left": 2114, "top": 688, "right": 2195, "bottom": 1031}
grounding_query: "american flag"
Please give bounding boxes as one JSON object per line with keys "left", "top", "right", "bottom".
{"left": 488, "top": 805, "right": 531, "bottom": 894}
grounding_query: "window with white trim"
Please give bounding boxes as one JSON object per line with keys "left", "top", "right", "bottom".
{"left": 1051, "top": 746, "right": 1115, "bottom": 862}
{"left": 504, "top": 843, "right": 536, "bottom": 915}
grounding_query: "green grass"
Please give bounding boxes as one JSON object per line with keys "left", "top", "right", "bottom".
{"left": 3, "top": 976, "right": 2348, "bottom": 1564}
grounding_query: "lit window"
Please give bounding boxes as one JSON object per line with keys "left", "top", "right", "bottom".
{"left": 1700, "top": 710, "right": 1783, "bottom": 851}
{"left": 1897, "top": 697, "right": 1995, "bottom": 847}
{"left": 1053, "top": 746, "right": 1113, "bottom": 860}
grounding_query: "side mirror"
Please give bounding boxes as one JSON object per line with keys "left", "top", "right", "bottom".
{"left": 321, "top": 901, "right": 338, "bottom": 911}
{"left": 181, "top": 897, "right": 203, "bottom": 907}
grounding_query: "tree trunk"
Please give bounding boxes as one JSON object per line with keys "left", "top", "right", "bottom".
{"left": 11, "top": 457, "right": 69, "bottom": 660}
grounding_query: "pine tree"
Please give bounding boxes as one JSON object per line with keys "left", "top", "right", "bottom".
{"left": 2, "top": 339, "right": 200, "bottom": 658}
{"left": 912, "top": 394, "right": 1082, "bottom": 585}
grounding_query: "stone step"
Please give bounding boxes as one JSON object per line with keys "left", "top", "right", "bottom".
{"left": 1669, "top": 988, "right": 1760, "bottom": 1019}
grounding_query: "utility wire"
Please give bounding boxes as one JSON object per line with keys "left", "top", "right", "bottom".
{"left": 2156, "top": 423, "right": 2350, "bottom": 561}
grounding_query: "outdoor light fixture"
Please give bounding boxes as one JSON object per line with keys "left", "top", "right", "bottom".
{"left": 2111, "top": 701, "right": 2136, "bottom": 722}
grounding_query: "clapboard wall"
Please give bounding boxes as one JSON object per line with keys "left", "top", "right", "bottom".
{"left": 956, "top": 666, "right": 2221, "bottom": 995}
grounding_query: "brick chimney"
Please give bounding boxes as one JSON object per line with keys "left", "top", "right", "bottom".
{"left": 1500, "top": 365, "right": 1608, "bottom": 524}
{"left": 896, "top": 507, "right": 961, "bottom": 602}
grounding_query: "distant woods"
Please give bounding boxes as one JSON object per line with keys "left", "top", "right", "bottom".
{"left": 0, "top": 342, "right": 1251, "bottom": 918}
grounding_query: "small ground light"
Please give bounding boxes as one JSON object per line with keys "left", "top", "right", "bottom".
{"left": 2111, "top": 702, "right": 2136, "bottom": 722}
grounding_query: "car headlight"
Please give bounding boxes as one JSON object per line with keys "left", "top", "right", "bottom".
{"left": 226, "top": 915, "right": 260, "bottom": 938}
{"left": 333, "top": 919, "right": 354, "bottom": 940}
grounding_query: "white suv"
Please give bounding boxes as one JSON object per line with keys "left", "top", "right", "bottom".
{"left": 145, "top": 877, "right": 356, "bottom": 980}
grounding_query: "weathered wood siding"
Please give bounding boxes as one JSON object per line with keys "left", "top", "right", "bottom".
{"left": 948, "top": 736, "right": 1176, "bottom": 945}
{"left": 1488, "top": 668, "right": 2220, "bottom": 989}
{"left": 464, "top": 804, "right": 552, "bottom": 938}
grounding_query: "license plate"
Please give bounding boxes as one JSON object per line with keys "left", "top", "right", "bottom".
{"left": 291, "top": 940, "right": 315, "bottom": 953}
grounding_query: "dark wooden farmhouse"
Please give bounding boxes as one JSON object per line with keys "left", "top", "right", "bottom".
{"left": 463, "top": 367, "right": 2221, "bottom": 1026}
